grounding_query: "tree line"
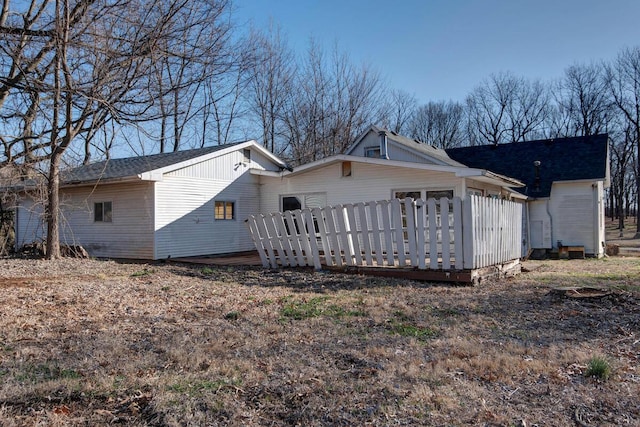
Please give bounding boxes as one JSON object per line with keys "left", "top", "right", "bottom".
{"left": 0, "top": 0, "right": 639, "bottom": 258}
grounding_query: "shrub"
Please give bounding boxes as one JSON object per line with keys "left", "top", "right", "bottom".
{"left": 585, "top": 356, "right": 611, "bottom": 380}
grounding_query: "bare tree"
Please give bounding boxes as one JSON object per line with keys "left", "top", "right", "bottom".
{"left": 465, "top": 72, "right": 549, "bottom": 145}
{"left": 465, "top": 72, "right": 515, "bottom": 145}
{"left": 0, "top": 0, "right": 234, "bottom": 258}
{"left": 246, "top": 25, "right": 295, "bottom": 155}
{"left": 144, "top": 0, "right": 240, "bottom": 152}
{"left": 553, "top": 63, "right": 611, "bottom": 137}
{"left": 282, "top": 41, "right": 384, "bottom": 165}
{"left": 606, "top": 46, "right": 640, "bottom": 236}
{"left": 408, "top": 100, "right": 465, "bottom": 148}
{"left": 379, "top": 89, "right": 418, "bottom": 135}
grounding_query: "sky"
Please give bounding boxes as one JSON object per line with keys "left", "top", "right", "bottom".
{"left": 232, "top": 0, "right": 640, "bottom": 104}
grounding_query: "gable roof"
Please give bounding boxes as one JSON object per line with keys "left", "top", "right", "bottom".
{"left": 62, "top": 140, "right": 286, "bottom": 186}
{"left": 346, "top": 125, "right": 466, "bottom": 167}
{"left": 445, "top": 134, "right": 609, "bottom": 198}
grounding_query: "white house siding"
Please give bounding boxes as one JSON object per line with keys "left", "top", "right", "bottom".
{"left": 528, "top": 200, "right": 553, "bottom": 249}
{"left": 155, "top": 154, "right": 261, "bottom": 259}
{"left": 350, "top": 132, "right": 438, "bottom": 164}
{"left": 16, "top": 182, "right": 155, "bottom": 258}
{"left": 60, "top": 183, "right": 155, "bottom": 258}
{"left": 251, "top": 149, "right": 284, "bottom": 172}
{"left": 549, "top": 181, "right": 602, "bottom": 256}
{"left": 15, "top": 195, "right": 47, "bottom": 248}
{"left": 259, "top": 161, "right": 465, "bottom": 214}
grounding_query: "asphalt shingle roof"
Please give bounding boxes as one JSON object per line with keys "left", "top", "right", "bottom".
{"left": 62, "top": 142, "right": 245, "bottom": 184}
{"left": 445, "top": 134, "right": 609, "bottom": 197}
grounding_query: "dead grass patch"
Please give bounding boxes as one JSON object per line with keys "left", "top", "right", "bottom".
{"left": 0, "top": 257, "right": 638, "bottom": 425}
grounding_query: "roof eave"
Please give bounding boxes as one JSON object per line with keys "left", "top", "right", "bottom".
{"left": 61, "top": 175, "right": 145, "bottom": 188}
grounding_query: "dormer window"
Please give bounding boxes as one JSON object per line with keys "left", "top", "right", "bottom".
{"left": 364, "top": 147, "right": 380, "bottom": 158}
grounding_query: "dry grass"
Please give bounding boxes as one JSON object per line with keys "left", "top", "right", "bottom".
{"left": 0, "top": 256, "right": 639, "bottom": 426}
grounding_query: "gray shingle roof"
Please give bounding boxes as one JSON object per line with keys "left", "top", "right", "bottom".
{"left": 445, "top": 134, "right": 609, "bottom": 197}
{"left": 62, "top": 142, "right": 245, "bottom": 184}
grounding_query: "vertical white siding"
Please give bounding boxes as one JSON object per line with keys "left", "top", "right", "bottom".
{"left": 595, "top": 181, "right": 605, "bottom": 257}
{"left": 155, "top": 153, "right": 261, "bottom": 259}
{"left": 549, "top": 182, "right": 598, "bottom": 255}
{"left": 16, "top": 182, "right": 155, "bottom": 259}
{"left": 528, "top": 200, "right": 552, "bottom": 249}
{"left": 15, "top": 195, "right": 47, "bottom": 247}
{"left": 259, "top": 162, "right": 469, "bottom": 214}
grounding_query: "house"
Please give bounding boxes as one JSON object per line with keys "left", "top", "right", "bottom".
{"left": 445, "top": 134, "right": 610, "bottom": 258}
{"left": 342, "top": 125, "right": 610, "bottom": 257}
{"left": 14, "top": 140, "right": 287, "bottom": 259}
{"left": 13, "top": 125, "right": 609, "bottom": 262}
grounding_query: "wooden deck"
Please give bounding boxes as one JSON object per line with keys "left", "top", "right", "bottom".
{"left": 171, "top": 251, "right": 263, "bottom": 266}
{"left": 170, "top": 251, "right": 520, "bottom": 284}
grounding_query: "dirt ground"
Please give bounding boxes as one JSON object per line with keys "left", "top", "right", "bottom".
{"left": 0, "top": 253, "right": 639, "bottom": 426}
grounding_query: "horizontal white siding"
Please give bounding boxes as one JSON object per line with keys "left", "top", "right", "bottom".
{"left": 16, "top": 182, "right": 155, "bottom": 259}
{"left": 259, "top": 161, "right": 465, "bottom": 214}
{"left": 351, "top": 132, "right": 440, "bottom": 164}
{"left": 60, "top": 183, "right": 155, "bottom": 259}
{"left": 387, "top": 143, "right": 439, "bottom": 164}
{"left": 154, "top": 170, "right": 260, "bottom": 259}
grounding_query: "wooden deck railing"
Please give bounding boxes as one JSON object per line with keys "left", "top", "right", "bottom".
{"left": 246, "top": 195, "right": 522, "bottom": 271}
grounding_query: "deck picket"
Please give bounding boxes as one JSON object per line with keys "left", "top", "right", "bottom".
{"left": 357, "top": 202, "right": 373, "bottom": 265}
{"left": 301, "top": 209, "right": 322, "bottom": 270}
{"left": 369, "top": 202, "right": 384, "bottom": 266}
{"left": 427, "top": 198, "right": 438, "bottom": 270}
{"left": 345, "top": 204, "right": 363, "bottom": 265}
{"left": 313, "top": 207, "right": 333, "bottom": 266}
{"left": 391, "top": 199, "right": 406, "bottom": 266}
{"left": 453, "top": 198, "right": 463, "bottom": 269}
{"left": 333, "top": 205, "right": 352, "bottom": 266}
{"left": 440, "top": 197, "right": 451, "bottom": 270}
{"left": 405, "top": 198, "right": 418, "bottom": 266}
{"left": 379, "top": 201, "right": 394, "bottom": 266}
{"left": 323, "top": 206, "right": 343, "bottom": 267}
{"left": 415, "top": 198, "right": 427, "bottom": 269}
{"left": 284, "top": 210, "right": 305, "bottom": 266}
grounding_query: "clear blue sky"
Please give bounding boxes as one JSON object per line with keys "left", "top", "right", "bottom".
{"left": 233, "top": 0, "right": 640, "bottom": 103}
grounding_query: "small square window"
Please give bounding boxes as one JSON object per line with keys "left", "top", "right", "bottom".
{"left": 215, "top": 201, "right": 235, "bottom": 220}
{"left": 243, "top": 148, "right": 251, "bottom": 163}
{"left": 94, "top": 201, "right": 112, "bottom": 222}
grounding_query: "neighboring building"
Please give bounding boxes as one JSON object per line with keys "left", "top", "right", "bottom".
{"left": 14, "top": 141, "right": 287, "bottom": 259}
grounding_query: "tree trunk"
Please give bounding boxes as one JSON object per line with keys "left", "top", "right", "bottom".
{"left": 45, "top": 152, "right": 62, "bottom": 259}
{"left": 636, "top": 133, "right": 640, "bottom": 238}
